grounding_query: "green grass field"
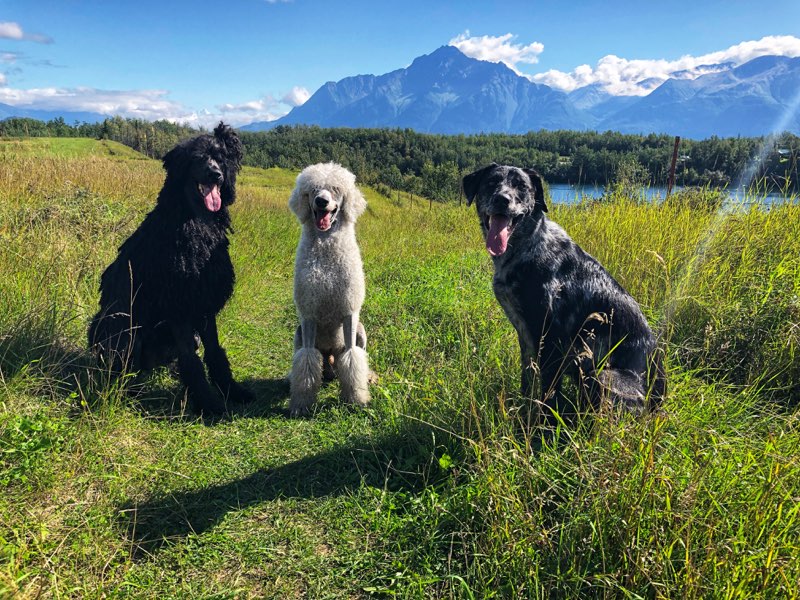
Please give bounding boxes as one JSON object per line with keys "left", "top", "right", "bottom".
{"left": 1, "top": 137, "right": 799, "bottom": 598}
{"left": 0, "top": 137, "right": 149, "bottom": 160}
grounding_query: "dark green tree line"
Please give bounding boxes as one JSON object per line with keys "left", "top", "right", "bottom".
{"left": 240, "top": 126, "right": 800, "bottom": 200}
{"left": 2, "top": 117, "right": 798, "bottom": 200}
{"left": 0, "top": 116, "right": 198, "bottom": 159}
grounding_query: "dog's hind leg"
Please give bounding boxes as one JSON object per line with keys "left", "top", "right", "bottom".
{"left": 289, "top": 319, "right": 323, "bottom": 417}
{"left": 322, "top": 351, "right": 336, "bottom": 382}
{"left": 139, "top": 322, "right": 176, "bottom": 370}
{"left": 589, "top": 368, "right": 646, "bottom": 416}
{"left": 89, "top": 311, "right": 139, "bottom": 375}
{"left": 356, "top": 322, "right": 367, "bottom": 350}
{"left": 356, "top": 321, "right": 379, "bottom": 384}
{"left": 337, "top": 314, "right": 370, "bottom": 408}
{"left": 200, "top": 316, "right": 254, "bottom": 404}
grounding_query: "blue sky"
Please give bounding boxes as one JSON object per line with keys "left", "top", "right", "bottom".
{"left": 1, "top": 0, "right": 799, "bottom": 126}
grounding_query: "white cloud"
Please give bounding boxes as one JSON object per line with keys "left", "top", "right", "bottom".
{"left": 0, "top": 86, "right": 195, "bottom": 120}
{"left": 532, "top": 35, "right": 800, "bottom": 95}
{"left": 282, "top": 85, "right": 310, "bottom": 107}
{"left": 216, "top": 95, "right": 285, "bottom": 124}
{"left": 0, "top": 84, "right": 312, "bottom": 127}
{"left": 213, "top": 86, "right": 309, "bottom": 124}
{"left": 449, "top": 31, "right": 543, "bottom": 75}
{"left": 0, "top": 51, "right": 62, "bottom": 69}
{"left": 0, "top": 21, "right": 52, "bottom": 44}
{"left": 0, "top": 22, "right": 24, "bottom": 40}
{"left": 218, "top": 99, "right": 273, "bottom": 113}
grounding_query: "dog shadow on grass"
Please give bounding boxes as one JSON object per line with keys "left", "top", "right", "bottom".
{"left": 0, "top": 323, "right": 91, "bottom": 389}
{"left": 118, "top": 422, "right": 444, "bottom": 559}
{"left": 0, "top": 328, "right": 291, "bottom": 423}
{"left": 1, "top": 316, "right": 291, "bottom": 420}
{"left": 128, "top": 375, "right": 291, "bottom": 422}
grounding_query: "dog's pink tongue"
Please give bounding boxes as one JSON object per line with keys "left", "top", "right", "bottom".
{"left": 315, "top": 211, "right": 332, "bottom": 231}
{"left": 203, "top": 184, "right": 222, "bottom": 212}
{"left": 487, "top": 215, "right": 511, "bottom": 256}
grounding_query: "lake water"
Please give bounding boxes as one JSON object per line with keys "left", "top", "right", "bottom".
{"left": 548, "top": 183, "right": 796, "bottom": 206}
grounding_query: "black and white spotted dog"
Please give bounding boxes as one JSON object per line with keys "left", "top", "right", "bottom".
{"left": 463, "top": 163, "right": 665, "bottom": 421}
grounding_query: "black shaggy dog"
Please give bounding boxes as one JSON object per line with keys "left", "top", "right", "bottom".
{"left": 88, "top": 123, "right": 252, "bottom": 414}
{"left": 463, "top": 163, "right": 665, "bottom": 423}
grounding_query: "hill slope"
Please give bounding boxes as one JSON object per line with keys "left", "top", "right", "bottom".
{"left": 0, "top": 136, "right": 149, "bottom": 159}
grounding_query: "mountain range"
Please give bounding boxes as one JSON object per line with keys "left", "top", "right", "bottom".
{"left": 2, "top": 45, "right": 798, "bottom": 139}
{"left": 0, "top": 102, "right": 106, "bottom": 125}
{"left": 242, "top": 46, "right": 800, "bottom": 139}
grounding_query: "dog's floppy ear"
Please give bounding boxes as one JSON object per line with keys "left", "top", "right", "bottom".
{"left": 288, "top": 182, "right": 308, "bottom": 222}
{"left": 523, "top": 168, "right": 547, "bottom": 213}
{"left": 162, "top": 143, "right": 188, "bottom": 177}
{"left": 213, "top": 122, "right": 243, "bottom": 206}
{"left": 462, "top": 162, "right": 499, "bottom": 206}
{"left": 213, "top": 121, "right": 243, "bottom": 169}
{"left": 288, "top": 170, "right": 312, "bottom": 223}
{"left": 342, "top": 185, "right": 367, "bottom": 222}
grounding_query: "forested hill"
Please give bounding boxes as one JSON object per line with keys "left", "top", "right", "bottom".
{"left": 0, "top": 116, "right": 198, "bottom": 161}
{"left": 242, "top": 126, "right": 800, "bottom": 201}
{"left": 2, "top": 117, "right": 798, "bottom": 201}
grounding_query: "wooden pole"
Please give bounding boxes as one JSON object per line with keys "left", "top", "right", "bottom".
{"left": 667, "top": 135, "right": 681, "bottom": 198}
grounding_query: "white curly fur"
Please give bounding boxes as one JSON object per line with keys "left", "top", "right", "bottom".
{"left": 289, "top": 347, "right": 323, "bottom": 416}
{"left": 288, "top": 162, "right": 371, "bottom": 416}
{"left": 337, "top": 347, "right": 370, "bottom": 407}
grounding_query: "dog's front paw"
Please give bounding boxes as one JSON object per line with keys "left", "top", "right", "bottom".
{"left": 289, "top": 348, "right": 323, "bottom": 417}
{"left": 191, "top": 389, "right": 227, "bottom": 415}
{"left": 337, "top": 347, "right": 371, "bottom": 408}
{"left": 288, "top": 404, "right": 312, "bottom": 418}
{"left": 288, "top": 389, "right": 317, "bottom": 417}
{"left": 349, "top": 391, "right": 370, "bottom": 408}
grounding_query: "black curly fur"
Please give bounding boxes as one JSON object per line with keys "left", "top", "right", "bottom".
{"left": 88, "top": 122, "right": 252, "bottom": 414}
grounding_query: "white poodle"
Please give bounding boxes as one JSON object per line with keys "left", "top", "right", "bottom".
{"left": 288, "top": 162, "right": 371, "bottom": 416}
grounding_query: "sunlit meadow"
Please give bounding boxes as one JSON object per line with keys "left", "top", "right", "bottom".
{"left": 1, "top": 139, "right": 799, "bottom": 598}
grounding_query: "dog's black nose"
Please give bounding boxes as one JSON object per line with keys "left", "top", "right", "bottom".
{"left": 206, "top": 159, "right": 224, "bottom": 183}
{"left": 207, "top": 167, "right": 223, "bottom": 183}
{"left": 314, "top": 196, "right": 329, "bottom": 209}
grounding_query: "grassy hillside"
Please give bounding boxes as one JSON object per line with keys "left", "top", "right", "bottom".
{"left": 0, "top": 136, "right": 149, "bottom": 159}
{"left": 1, "top": 139, "right": 799, "bottom": 598}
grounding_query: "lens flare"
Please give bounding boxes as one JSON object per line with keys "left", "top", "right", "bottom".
{"left": 663, "top": 83, "right": 800, "bottom": 336}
